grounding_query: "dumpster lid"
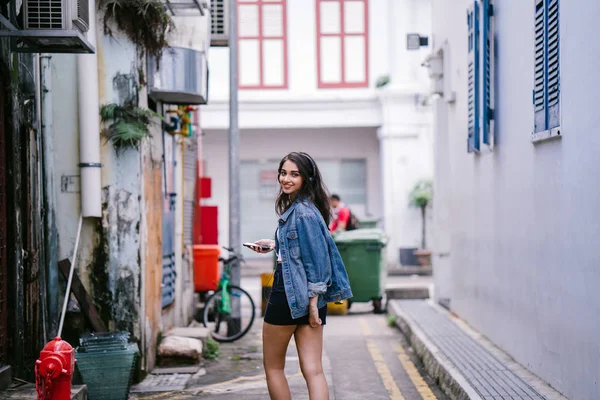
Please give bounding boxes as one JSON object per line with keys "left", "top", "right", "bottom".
{"left": 334, "top": 228, "right": 388, "bottom": 245}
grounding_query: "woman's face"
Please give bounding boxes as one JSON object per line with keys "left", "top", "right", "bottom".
{"left": 279, "top": 159, "right": 304, "bottom": 196}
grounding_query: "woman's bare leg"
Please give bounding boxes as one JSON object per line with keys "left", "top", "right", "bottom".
{"left": 295, "top": 325, "right": 329, "bottom": 400}
{"left": 263, "top": 322, "right": 297, "bottom": 400}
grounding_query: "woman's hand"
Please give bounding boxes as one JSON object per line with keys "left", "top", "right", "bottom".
{"left": 308, "top": 305, "right": 322, "bottom": 327}
{"left": 308, "top": 300, "right": 322, "bottom": 328}
{"left": 251, "top": 239, "right": 275, "bottom": 254}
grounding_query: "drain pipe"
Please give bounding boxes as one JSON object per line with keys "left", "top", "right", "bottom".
{"left": 77, "top": 0, "right": 101, "bottom": 217}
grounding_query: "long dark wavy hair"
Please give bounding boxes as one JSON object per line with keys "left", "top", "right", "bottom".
{"left": 275, "top": 152, "right": 331, "bottom": 225}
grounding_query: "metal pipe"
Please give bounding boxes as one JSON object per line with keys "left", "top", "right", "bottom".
{"left": 228, "top": 0, "right": 241, "bottom": 333}
{"left": 77, "top": 0, "right": 101, "bottom": 217}
{"left": 58, "top": 215, "right": 83, "bottom": 337}
{"left": 40, "top": 54, "right": 59, "bottom": 339}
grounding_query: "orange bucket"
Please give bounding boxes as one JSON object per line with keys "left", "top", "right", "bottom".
{"left": 193, "top": 245, "right": 221, "bottom": 292}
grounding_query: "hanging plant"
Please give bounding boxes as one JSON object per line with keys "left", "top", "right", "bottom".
{"left": 99, "top": 0, "right": 175, "bottom": 85}
{"left": 100, "top": 103, "right": 161, "bottom": 148}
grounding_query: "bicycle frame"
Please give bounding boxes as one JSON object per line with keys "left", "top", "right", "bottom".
{"left": 216, "top": 247, "right": 242, "bottom": 316}
{"left": 217, "top": 264, "right": 232, "bottom": 315}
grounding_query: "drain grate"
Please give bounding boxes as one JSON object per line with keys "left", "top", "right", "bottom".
{"left": 129, "top": 373, "right": 192, "bottom": 392}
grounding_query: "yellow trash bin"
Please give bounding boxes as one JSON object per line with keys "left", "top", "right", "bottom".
{"left": 260, "top": 272, "right": 274, "bottom": 316}
{"left": 327, "top": 300, "right": 349, "bottom": 316}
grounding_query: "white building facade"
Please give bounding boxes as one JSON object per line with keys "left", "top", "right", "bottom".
{"left": 203, "top": 0, "right": 433, "bottom": 263}
{"left": 429, "top": 1, "right": 600, "bottom": 398}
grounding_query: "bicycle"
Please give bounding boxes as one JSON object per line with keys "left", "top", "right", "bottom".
{"left": 202, "top": 247, "right": 256, "bottom": 342}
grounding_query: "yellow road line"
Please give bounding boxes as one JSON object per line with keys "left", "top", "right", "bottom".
{"left": 359, "top": 317, "right": 373, "bottom": 336}
{"left": 133, "top": 391, "right": 184, "bottom": 400}
{"left": 366, "top": 340, "right": 405, "bottom": 400}
{"left": 393, "top": 342, "right": 438, "bottom": 399}
{"left": 198, "top": 371, "right": 303, "bottom": 394}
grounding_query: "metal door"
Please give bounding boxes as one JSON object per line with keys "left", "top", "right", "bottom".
{"left": 0, "top": 75, "right": 7, "bottom": 364}
{"left": 23, "top": 116, "right": 43, "bottom": 373}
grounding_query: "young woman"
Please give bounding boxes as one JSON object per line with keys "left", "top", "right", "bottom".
{"left": 248, "top": 152, "right": 353, "bottom": 400}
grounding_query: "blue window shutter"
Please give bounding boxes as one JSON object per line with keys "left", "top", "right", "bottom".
{"left": 482, "top": 0, "right": 494, "bottom": 146}
{"left": 162, "top": 200, "right": 176, "bottom": 308}
{"left": 533, "top": 0, "right": 546, "bottom": 132}
{"left": 547, "top": 0, "right": 560, "bottom": 129}
{"left": 467, "top": 1, "right": 480, "bottom": 152}
{"left": 534, "top": 0, "right": 560, "bottom": 133}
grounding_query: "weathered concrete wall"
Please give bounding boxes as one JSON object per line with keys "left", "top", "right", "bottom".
{"left": 49, "top": 11, "right": 202, "bottom": 373}
{"left": 97, "top": 25, "right": 144, "bottom": 339}
{"left": 141, "top": 121, "right": 164, "bottom": 372}
{"left": 51, "top": 17, "right": 145, "bottom": 341}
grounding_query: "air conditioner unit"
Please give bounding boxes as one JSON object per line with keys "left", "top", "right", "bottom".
{"left": 210, "top": 0, "right": 229, "bottom": 46}
{"left": 23, "top": 0, "right": 89, "bottom": 33}
{"left": 0, "top": 0, "right": 94, "bottom": 53}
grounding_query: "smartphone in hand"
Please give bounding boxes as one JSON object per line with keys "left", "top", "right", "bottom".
{"left": 243, "top": 242, "right": 272, "bottom": 251}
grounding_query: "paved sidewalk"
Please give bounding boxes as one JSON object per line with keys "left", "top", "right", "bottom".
{"left": 388, "top": 300, "right": 567, "bottom": 400}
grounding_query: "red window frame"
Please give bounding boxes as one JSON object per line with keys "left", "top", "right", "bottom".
{"left": 238, "top": 0, "right": 289, "bottom": 89}
{"left": 316, "top": 0, "right": 369, "bottom": 88}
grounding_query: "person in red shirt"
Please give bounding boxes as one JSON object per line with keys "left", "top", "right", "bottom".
{"left": 329, "top": 194, "right": 351, "bottom": 233}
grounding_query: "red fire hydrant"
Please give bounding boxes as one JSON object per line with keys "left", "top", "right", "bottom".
{"left": 35, "top": 337, "right": 76, "bottom": 400}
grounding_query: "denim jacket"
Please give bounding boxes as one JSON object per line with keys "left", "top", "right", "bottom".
{"left": 275, "top": 197, "right": 353, "bottom": 319}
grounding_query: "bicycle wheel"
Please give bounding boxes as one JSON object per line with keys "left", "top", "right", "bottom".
{"left": 202, "top": 285, "right": 256, "bottom": 342}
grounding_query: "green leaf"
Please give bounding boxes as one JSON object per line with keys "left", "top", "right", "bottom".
{"left": 409, "top": 180, "right": 433, "bottom": 208}
{"left": 100, "top": 103, "right": 119, "bottom": 121}
{"left": 100, "top": 102, "right": 156, "bottom": 148}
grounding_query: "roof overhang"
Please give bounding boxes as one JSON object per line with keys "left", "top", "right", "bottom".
{"left": 0, "top": 14, "right": 94, "bottom": 53}
{"left": 164, "top": 0, "right": 209, "bottom": 16}
{"left": 0, "top": 29, "right": 95, "bottom": 53}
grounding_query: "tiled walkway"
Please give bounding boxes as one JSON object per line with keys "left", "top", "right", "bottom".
{"left": 391, "top": 300, "right": 552, "bottom": 400}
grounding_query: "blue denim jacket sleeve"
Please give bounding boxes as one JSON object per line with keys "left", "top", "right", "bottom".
{"left": 296, "top": 213, "right": 332, "bottom": 298}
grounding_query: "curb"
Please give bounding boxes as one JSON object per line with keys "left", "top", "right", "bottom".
{"left": 387, "top": 266, "right": 433, "bottom": 276}
{"left": 385, "top": 286, "right": 430, "bottom": 301}
{"left": 387, "top": 301, "right": 481, "bottom": 400}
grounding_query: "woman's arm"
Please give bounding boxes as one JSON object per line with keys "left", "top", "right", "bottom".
{"left": 296, "top": 213, "right": 332, "bottom": 298}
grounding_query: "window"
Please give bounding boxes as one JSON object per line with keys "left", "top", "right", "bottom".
{"left": 533, "top": 0, "right": 560, "bottom": 140}
{"left": 316, "top": 0, "right": 369, "bottom": 88}
{"left": 467, "top": 0, "right": 495, "bottom": 153}
{"left": 238, "top": 0, "right": 288, "bottom": 89}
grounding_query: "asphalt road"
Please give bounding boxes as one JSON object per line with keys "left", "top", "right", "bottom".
{"left": 131, "top": 273, "right": 445, "bottom": 400}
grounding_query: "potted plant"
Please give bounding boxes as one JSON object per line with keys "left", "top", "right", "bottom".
{"left": 409, "top": 180, "right": 433, "bottom": 266}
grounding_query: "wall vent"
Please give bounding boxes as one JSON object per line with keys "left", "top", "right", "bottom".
{"left": 210, "top": 0, "right": 229, "bottom": 46}
{"left": 24, "top": 0, "right": 89, "bottom": 32}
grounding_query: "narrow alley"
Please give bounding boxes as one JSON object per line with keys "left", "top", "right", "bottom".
{"left": 2, "top": 0, "right": 599, "bottom": 399}
{"left": 129, "top": 273, "right": 446, "bottom": 400}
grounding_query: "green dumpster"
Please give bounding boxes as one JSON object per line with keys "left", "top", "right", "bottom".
{"left": 358, "top": 218, "right": 378, "bottom": 229}
{"left": 334, "top": 228, "right": 388, "bottom": 313}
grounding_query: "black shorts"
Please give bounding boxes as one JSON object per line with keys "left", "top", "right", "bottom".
{"left": 264, "top": 264, "right": 327, "bottom": 326}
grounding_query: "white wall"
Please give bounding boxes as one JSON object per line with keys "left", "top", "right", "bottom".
{"left": 431, "top": 1, "right": 600, "bottom": 399}
{"left": 202, "top": 127, "right": 381, "bottom": 248}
